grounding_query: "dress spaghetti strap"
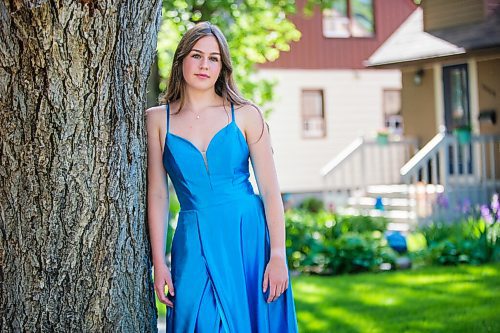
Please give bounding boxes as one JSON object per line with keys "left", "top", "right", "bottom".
{"left": 166, "top": 102, "right": 170, "bottom": 135}
{"left": 230, "top": 102, "right": 235, "bottom": 123}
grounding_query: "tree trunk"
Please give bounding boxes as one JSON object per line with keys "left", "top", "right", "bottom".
{"left": 147, "top": 54, "right": 161, "bottom": 109}
{"left": 0, "top": 0, "right": 162, "bottom": 331}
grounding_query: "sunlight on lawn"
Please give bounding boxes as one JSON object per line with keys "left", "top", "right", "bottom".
{"left": 293, "top": 263, "right": 500, "bottom": 333}
{"left": 155, "top": 263, "right": 500, "bottom": 332}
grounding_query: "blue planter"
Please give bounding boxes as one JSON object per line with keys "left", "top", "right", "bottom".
{"left": 376, "top": 134, "right": 389, "bottom": 145}
{"left": 453, "top": 128, "right": 471, "bottom": 144}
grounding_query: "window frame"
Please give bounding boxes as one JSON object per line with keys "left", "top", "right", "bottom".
{"left": 382, "top": 89, "right": 401, "bottom": 117}
{"left": 382, "top": 88, "right": 403, "bottom": 135}
{"left": 322, "top": 0, "right": 377, "bottom": 39}
{"left": 300, "top": 89, "right": 326, "bottom": 139}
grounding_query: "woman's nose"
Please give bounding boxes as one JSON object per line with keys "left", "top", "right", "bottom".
{"left": 199, "top": 57, "right": 209, "bottom": 69}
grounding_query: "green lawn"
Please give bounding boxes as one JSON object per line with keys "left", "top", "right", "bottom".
{"left": 293, "top": 263, "right": 500, "bottom": 333}
{"left": 156, "top": 263, "right": 500, "bottom": 332}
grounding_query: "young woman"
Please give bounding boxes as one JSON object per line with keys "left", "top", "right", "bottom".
{"left": 146, "top": 21, "right": 298, "bottom": 332}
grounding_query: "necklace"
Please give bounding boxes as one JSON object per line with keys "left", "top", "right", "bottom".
{"left": 188, "top": 109, "right": 201, "bottom": 119}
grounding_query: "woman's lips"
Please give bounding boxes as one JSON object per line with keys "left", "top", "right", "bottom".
{"left": 195, "top": 74, "right": 209, "bottom": 79}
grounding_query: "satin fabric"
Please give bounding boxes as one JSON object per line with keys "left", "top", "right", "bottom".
{"left": 162, "top": 102, "right": 299, "bottom": 332}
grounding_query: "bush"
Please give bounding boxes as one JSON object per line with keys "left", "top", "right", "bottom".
{"left": 336, "top": 214, "right": 388, "bottom": 234}
{"left": 285, "top": 208, "right": 397, "bottom": 275}
{"left": 298, "top": 197, "right": 324, "bottom": 213}
{"left": 329, "top": 231, "right": 396, "bottom": 274}
{"left": 284, "top": 196, "right": 500, "bottom": 275}
{"left": 411, "top": 217, "right": 499, "bottom": 266}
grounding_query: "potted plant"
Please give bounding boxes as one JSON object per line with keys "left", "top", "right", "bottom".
{"left": 376, "top": 129, "right": 389, "bottom": 145}
{"left": 453, "top": 124, "right": 472, "bottom": 144}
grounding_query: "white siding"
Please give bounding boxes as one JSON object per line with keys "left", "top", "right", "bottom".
{"left": 255, "top": 68, "right": 402, "bottom": 193}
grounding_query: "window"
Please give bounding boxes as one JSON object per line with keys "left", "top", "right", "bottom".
{"left": 301, "top": 90, "right": 326, "bottom": 138}
{"left": 323, "top": 0, "right": 375, "bottom": 38}
{"left": 383, "top": 89, "right": 402, "bottom": 135}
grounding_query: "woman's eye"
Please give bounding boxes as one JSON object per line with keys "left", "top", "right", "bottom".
{"left": 210, "top": 57, "right": 219, "bottom": 62}
{"left": 192, "top": 54, "right": 201, "bottom": 58}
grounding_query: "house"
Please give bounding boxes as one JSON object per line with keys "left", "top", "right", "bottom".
{"left": 366, "top": 0, "right": 500, "bottom": 224}
{"left": 255, "top": 0, "right": 418, "bottom": 209}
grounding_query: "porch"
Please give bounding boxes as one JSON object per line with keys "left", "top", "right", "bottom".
{"left": 321, "top": 133, "right": 500, "bottom": 231}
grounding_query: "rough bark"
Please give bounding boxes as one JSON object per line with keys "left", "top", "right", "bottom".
{"left": 147, "top": 55, "right": 160, "bottom": 109}
{"left": 0, "top": 0, "right": 162, "bottom": 331}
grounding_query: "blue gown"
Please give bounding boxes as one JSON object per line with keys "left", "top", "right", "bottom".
{"left": 162, "top": 102, "right": 299, "bottom": 332}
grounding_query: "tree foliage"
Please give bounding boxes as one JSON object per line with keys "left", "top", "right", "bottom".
{"left": 154, "top": 0, "right": 420, "bottom": 112}
{"left": 157, "top": 0, "right": 327, "bottom": 115}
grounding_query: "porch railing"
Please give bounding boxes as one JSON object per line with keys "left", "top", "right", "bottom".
{"left": 321, "top": 136, "right": 419, "bottom": 192}
{"left": 400, "top": 132, "right": 500, "bottom": 223}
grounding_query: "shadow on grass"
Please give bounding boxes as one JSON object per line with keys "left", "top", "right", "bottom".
{"left": 292, "top": 263, "right": 500, "bottom": 333}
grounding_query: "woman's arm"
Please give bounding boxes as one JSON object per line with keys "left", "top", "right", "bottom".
{"left": 145, "top": 106, "right": 175, "bottom": 307}
{"left": 240, "top": 104, "right": 289, "bottom": 303}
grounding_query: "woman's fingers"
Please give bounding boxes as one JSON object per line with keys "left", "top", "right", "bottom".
{"left": 263, "top": 259, "right": 290, "bottom": 302}
{"left": 165, "top": 275, "right": 175, "bottom": 308}
{"left": 154, "top": 266, "right": 175, "bottom": 307}
{"left": 155, "top": 284, "right": 171, "bottom": 307}
{"left": 155, "top": 281, "right": 170, "bottom": 306}
{"left": 268, "top": 277, "right": 289, "bottom": 302}
{"left": 166, "top": 274, "right": 175, "bottom": 296}
{"left": 262, "top": 269, "right": 269, "bottom": 293}
{"left": 279, "top": 283, "right": 286, "bottom": 296}
{"left": 267, "top": 283, "right": 278, "bottom": 303}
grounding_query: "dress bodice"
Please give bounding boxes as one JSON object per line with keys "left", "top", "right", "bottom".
{"left": 162, "top": 102, "right": 255, "bottom": 210}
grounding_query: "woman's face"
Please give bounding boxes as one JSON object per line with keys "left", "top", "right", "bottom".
{"left": 182, "top": 35, "right": 222, "bottom": 92}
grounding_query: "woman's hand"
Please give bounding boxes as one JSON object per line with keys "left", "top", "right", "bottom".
{"left": 262, "top": 254, "right": 289, "bottom": 303}
{"left": 154, "top": 262, "right": 175, "bottom": 308}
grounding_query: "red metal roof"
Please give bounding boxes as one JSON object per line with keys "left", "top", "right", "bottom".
{"left": 257, "top": 0, "right": 417, "bottom": 69}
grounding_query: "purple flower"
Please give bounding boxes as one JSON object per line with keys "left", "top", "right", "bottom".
{"left": 491, "top": 193, "right": 499, "bottom": 212}
{"left": 436, "top": 193, "right": 449, "bottom": 208}
{"left": 481, "top": 204, "right": 493, "bottom": 223}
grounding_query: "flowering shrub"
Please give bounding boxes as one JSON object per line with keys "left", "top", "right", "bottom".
{"left": 285, "top": 193, "right": 500, "bottom": 275}
{"left": 481, "top": 193, "right": 499, "bottom": 224}
{"left": 412, "top": 193, "right": 499, "bottom": 266}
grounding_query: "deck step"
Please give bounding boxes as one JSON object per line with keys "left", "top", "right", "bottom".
{"left": 347, "top": 196, "right": 415, "bottom": 211}
{"left": 338, "top": 207, "right": 415, "bottom": 219}
{"left": 337, "top": 207, "right": 414, "bottom": 232}
{"left": 340, "top": 183, "right": 440, "bottom": 232}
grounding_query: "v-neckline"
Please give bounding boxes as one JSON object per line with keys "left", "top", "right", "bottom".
{"left": 167, "top": 121, "right": 234, "bottom": 157}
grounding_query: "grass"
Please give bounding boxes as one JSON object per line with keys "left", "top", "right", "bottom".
{"left": 156, "top": 263, "right": 500, "bottom": 332}
{"left": 293, "top": 263, "right": 500, "bottom": 333}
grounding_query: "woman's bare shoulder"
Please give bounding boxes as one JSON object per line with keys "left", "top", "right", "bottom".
{"left": 145, "top": 105, "right": 168, "bottom": 136}
{"left": 234, "top": 102, "right": 263, "bottom": 122}
{"left": 234, "top": 102, "right": 266, "bottom": 144}
{"left": 145, "top": 104, "right": 167, "bottom": 117}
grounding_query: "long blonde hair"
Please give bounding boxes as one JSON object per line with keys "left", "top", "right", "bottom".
{"left": 158, "top": 21, "right": 266, "bottom": 144}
